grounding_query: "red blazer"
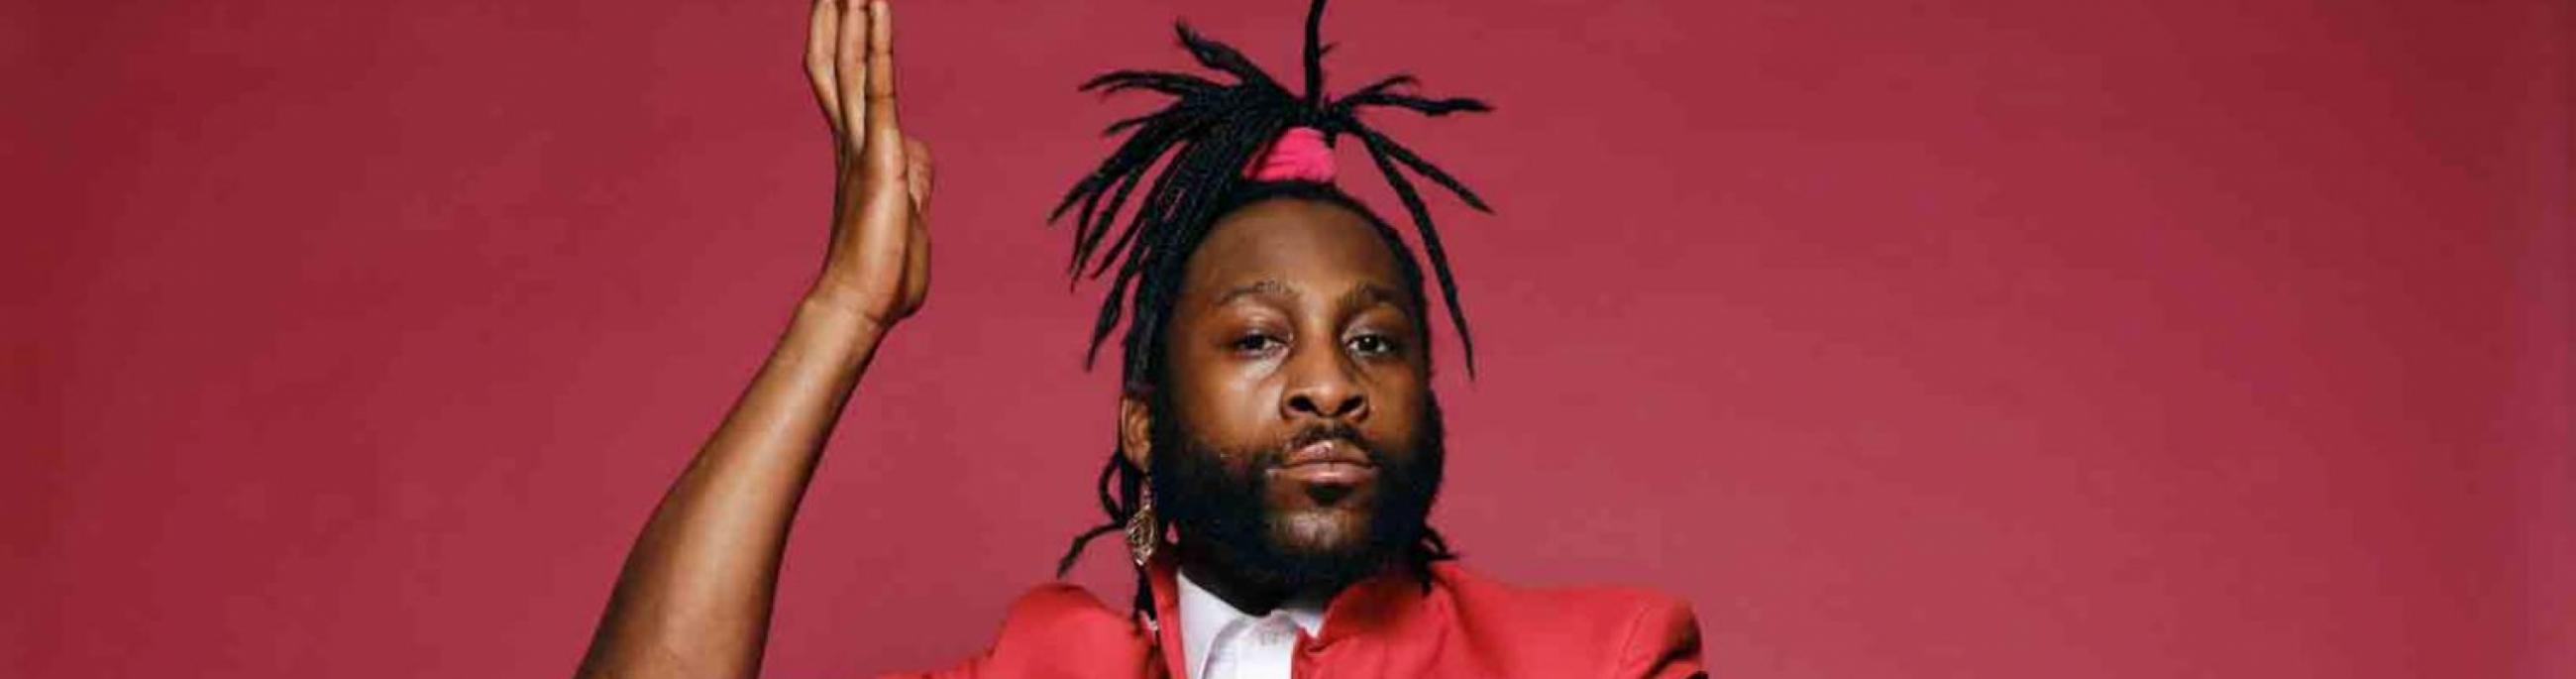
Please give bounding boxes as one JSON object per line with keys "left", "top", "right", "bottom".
{"left": 884, "top": 555, "right": 1705, "bottom": 678}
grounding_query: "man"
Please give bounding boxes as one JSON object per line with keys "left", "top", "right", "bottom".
{"left": 573, "top": 1, "right": 1704, "bottom": 677}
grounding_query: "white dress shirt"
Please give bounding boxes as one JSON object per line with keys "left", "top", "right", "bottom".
{"left": 1176, "top": 570, "right": 1327, "bottom": 679}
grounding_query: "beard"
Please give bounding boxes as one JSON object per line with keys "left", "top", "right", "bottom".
{"left": 1147, "top": 391, "right": 1447, "bottom": 595}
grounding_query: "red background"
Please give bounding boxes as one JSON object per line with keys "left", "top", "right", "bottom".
{"left": 6, "top": 0, "right": 2568, "bottom": 677}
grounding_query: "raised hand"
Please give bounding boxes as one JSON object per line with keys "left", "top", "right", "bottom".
{"left": 805, "top": 0, "right": 930, "bottom": 329}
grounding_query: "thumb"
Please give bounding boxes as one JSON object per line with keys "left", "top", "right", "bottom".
{"left": 904, "top": 137, "right": 934, "bottom": 216}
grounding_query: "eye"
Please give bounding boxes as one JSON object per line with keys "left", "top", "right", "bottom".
{"left": 1346, "top": 333, "right": 1400, "bottom": 357}
{"left": 1231, "top": 332, "right": 1284, "bottom": 355}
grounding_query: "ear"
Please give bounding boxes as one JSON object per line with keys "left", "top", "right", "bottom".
{"left": 1120, "top": 393, "right": 1153, "bottom": 472}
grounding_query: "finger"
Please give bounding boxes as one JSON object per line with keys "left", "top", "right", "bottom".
{"left": 804, "top": 0, "right": 843, "bottom": 138}
{"left": 861, "top": 1, "right": 903, "bottom": 163}
{"left": 905, "top": 138, "right": 933, "bottom": 218}
{"left": 834, "top": 0, "right": 872, "bottom": 152}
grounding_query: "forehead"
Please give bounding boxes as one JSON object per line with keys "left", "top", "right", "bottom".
{"left": 1179, "top": 198, "right": 1406, "bottom": 303}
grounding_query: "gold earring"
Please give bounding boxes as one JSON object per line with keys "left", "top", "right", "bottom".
{"left": 1126, "top": 488, "right": 1158, "bottom": 567}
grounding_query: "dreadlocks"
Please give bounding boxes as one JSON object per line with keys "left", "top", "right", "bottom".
{"left": 1046, "top": 0, "right": 1493, "bottom": 624}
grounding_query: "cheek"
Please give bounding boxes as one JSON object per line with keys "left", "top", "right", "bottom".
{"left": 1174, "top": 371, "right": 1286, "bottom": 458}
{"left": 1363, "top": 375, "right": 1430, "bottom": 444}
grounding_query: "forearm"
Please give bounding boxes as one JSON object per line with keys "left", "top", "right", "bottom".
{"left": 576, "top": 287, "right": 886, "bottom": 679}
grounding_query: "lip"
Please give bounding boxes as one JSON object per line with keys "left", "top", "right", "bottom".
{"left": 1274, "top": 439, "right": 1377, "bottom": 486}
{"left": 1275, "top": 461, "right": 1376, "bottom": 486}
{"left": 1282, "top": 439, "right": 1373, "bottom": 469}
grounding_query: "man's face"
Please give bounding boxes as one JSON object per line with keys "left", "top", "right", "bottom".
{"left": 1128, "top": 197, "right": 1444, "bottom": 592}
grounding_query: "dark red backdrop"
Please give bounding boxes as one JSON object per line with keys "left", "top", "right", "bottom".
{"left": 6, "top": 0, "right": 2569, "bottom": 677}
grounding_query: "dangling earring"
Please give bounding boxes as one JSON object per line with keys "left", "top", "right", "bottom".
{"left": 1126, "top": 486, "right": 1159, "bottom": 568}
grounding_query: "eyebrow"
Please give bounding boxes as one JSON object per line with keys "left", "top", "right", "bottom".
{"left": 1213, "top": 280, "right": 1295, "bottom": 307}
{"left": 1337, "top": 283, "right": 1404, "bottom": 312}
{"left": 1210, "top": 279, "right": 1407, "bottom": 314}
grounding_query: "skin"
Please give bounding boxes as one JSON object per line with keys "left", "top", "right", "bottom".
{"left": 1123, "top": 199, "right": 1436, "bottom": 615}
{"left": 574, "top": 3, "right": 1431, "bottom": 676}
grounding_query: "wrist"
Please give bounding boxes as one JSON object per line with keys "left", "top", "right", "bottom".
{"left": 793, "top": 286, "right": 892, "bottom": 360}
{"left": 799, "top": 283, "right": 889, "bottom": 328}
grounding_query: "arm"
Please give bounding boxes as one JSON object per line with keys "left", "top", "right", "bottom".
{"left": 574, "top": 2, "right": 929, "bottom": 677}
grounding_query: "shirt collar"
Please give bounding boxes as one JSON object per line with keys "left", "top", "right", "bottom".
{"left": 1146, "top": 553, "right": 1431, "bottom": 676}
{"left": 1176, "top": 569, "right": 1325, "bottom": 678}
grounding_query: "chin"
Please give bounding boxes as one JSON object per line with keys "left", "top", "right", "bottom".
{"left": 1271, "top": 507, "right": 1374, "bottom": 557}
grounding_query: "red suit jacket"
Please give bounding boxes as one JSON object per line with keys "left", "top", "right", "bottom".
{"left": 885, "top": 555, "right": 1705, "bottom": 678}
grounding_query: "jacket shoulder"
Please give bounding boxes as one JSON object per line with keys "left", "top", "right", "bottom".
{"left": 877, "top": 583, "right": 1161, "bottom": 679}
{"left": 1431, "top": 563, "right": 1706, "bottom": 678}
{"left": 998, "top": 582, "right": 1134, "bottom": 631}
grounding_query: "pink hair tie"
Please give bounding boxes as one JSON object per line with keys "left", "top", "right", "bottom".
{"left": 1246, "top": 127, "right": 1337, "bottom": 182}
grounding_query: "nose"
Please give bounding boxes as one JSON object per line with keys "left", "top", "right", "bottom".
{"left": 1281, "top": 342, "right": 1368, "bottom": 422}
